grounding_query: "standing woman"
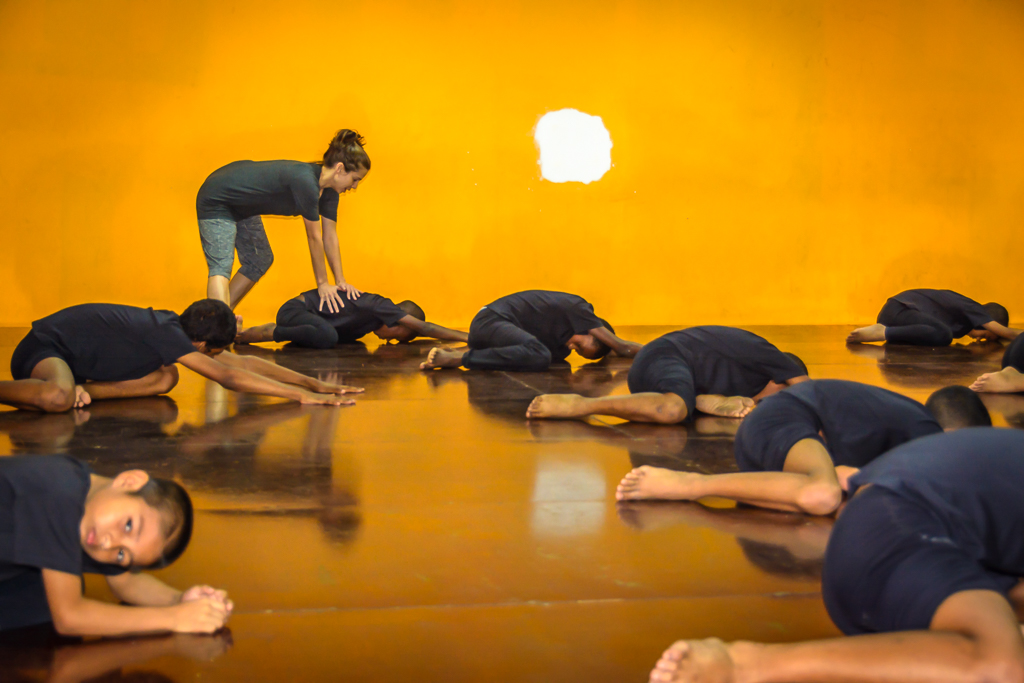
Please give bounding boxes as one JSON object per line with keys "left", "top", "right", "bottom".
{"left": 196, "top": 129, "right": 370, "bottom": 315}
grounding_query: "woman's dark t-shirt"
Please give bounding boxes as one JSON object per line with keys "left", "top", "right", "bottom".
{"left": 196, "top": 161, "right": 341, "bottom": 223}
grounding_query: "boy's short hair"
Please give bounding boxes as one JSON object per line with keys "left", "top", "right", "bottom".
{"left": 925, "top": 385, "right": 992, "bottom": 430}
{"left": 397, "top": 300, "right": 425, "bottom": 321}
{"left": 129, "top": 477, "right": 194, "bottom": 570}
{"left": 179, "top": 299, "right": 236, "bottom": 349}
{"left": 784, "top": 352, "right": 809, "bottom": 377}
{"left": 983, "top": 302, "right": 1010, "bottom": 327}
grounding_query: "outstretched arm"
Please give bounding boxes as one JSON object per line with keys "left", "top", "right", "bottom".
{"left": 590, "top": 327, "right": 643, "bottom": 357}
{"left": 320, "top": 217, "right": 360, "bottom": 300}
{"left": 43, "top": 569, "right": 228, "bottom": 636}
{"left": 214, "top": 350, "right": 362, "bottom": 394}
{"left": 177, "top": 352, "right": 354, "bottom": 405}
{"left": 981, "top": 321, "right": 1022, "bottom": 341}
{"left": 399, "top": 315, "right": 469, "bottom": 342}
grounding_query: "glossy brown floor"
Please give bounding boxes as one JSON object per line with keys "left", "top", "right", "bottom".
{"left": 1, "top": 325, "right": 1021, "bottom": 682}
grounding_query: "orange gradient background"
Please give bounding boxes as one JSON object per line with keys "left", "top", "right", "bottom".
{"left": 1, "top": 0, "right": 1022, "bottom": 327}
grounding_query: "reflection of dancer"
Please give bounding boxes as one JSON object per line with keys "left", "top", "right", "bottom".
{"left": 528, "top": 326, "right": 808, "bottom": 423}
{"left": 617, "top": 503, "right": 831, "bottom": 582}
{"left": 0, "top": 631, "right": 231, "bottom": 683}
{"left": 648, "top": 428, "right": 1024, "bottom": 683}
{"left": 618, "top": 381, "right": 989, "bottom": 516}
{"left": 846, "top": 341, "right": 1004, "bottom": 389}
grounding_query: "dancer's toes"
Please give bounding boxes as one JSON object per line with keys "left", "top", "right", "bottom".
{"left": 420, "top": 347, "right": 464, "bottom": 370}
{"left": 525, "top": 393, "right": 587, "bottom": 419}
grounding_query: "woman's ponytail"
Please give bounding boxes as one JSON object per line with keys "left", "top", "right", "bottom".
{"left": 323, "top": 129, "right": 370, "bottom": 172}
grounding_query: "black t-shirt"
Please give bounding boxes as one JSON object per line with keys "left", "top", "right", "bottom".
{"left": 892, "top": 289, "right": 993, "bottom": 338}
{"left": 646, "top": 326, "right": 804, "bottom": 397}
{"left": 196, "top": 160, "right": 340, "bottom": 223}
{"left": 31, "top": 304, "right": 198, "bottom": 383}
{"left": 850, "top": 428, "right": 1024, "bottom": 579}
{"left": 0, "top": 455, "right": 125, "bottom": 587}
{"left": 735, "top": 380, "right": 942, "bottom": 472}
{"left": 298, "top": 290, "right": 409, "bottom": 343}
{"left": 484, "top": 291, "right": 606, "bottom": 362}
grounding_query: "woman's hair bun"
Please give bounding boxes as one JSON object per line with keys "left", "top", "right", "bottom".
{"left": 323, "top": 129, "right": 370, "bottom": 171}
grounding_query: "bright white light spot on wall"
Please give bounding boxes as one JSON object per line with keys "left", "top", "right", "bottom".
{"left": 534, "top": 109, "right": 612, "bottom": 184}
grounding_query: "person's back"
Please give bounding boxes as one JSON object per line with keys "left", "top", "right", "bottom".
{"left": 22, "top": 304, "right": 196, "bottom": 383}
{"left": 891, "top": 289, "right": 992, "bottom": 338}
{"left": 735, "top": 379, "right": 942, "bottom": 472}
{"left": 197, "top": 160, "right": 338, "bottom": 223}
{"left": 486, "top": 290, "right": 604, "bottom": 360}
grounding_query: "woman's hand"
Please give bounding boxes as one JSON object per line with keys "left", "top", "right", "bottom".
{"left": 317, "top": 283, "right": 345, "bottom": 313}
{"left": 337, "top": 280, "right": 362, "bottom": 301}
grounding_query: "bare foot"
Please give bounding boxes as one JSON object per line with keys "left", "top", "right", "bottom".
{"left": 696, "top": 395, "right": 755, "bottom": 418}
{"left": 616, "top": 466, "right": 705, "bottom": 501}
{"left": 617, "top": 502, "right": 695, "bottom": 531}
{"left": 971, "top": 366, "right": 1024, "bottom": 393}
{"left": 74, "top": 385, "right": 92, "bottom": 408}
{"left": 846, "top": 323, "right": 886, "bottom": 343}
{"left": 235, "top": 323, "right": 276, "bottom": 345}
{"left": 525, "top": 393, "right": 591, "bottom": 419}
{"left": 649, "top": 639, "right": 736, "bottom": 683}
{"left": 419, "top": 347, "right": 465, "bottom": 370}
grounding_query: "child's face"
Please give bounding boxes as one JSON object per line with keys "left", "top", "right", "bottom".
{"left": 80, "top": 472, "right": 169, "bottom": 568}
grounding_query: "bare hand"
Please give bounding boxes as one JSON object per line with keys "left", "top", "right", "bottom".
{"left": 314, "top": 380, "right": 364, "bottom": 395}
{"left": 318, "top": 283, "right": 345, "bottom": 313}
{"left": 172, "top": 631, "right": 234, "bottom": 662}
{"left": 74, "top": 385, "right": 92, "bottom": 408}
{"left": 172, "top": 597, "right": 229, "bottom": 634}
{"left": 299, "top": 391, "right": 357, "bottom": 406}
{"left": 337, "top": 280, "right": 362, "bottom": 300}
{"left": 181, "top": 585, "right": 233, "bottom": 613}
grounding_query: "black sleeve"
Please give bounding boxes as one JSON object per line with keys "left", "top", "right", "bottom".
{"left": 149, "top": 321, "right": 201, "bottom": 364}
{"left": 10, "top": 461, "right": 87, "bottom": 576}
{"left": 567, "top": 302, "right": 605, "bottom": 335}
{"left": 290, "top": 175, "right": 322, "bottom": 222}
{"left": 951, "top": 293, "right": 993, "bottom": 329}
{"left": 751, "top": 339, "right": 805, "bottom": 383}
{"left": 363, "top": 294, "right": 408, "bottom": 327}
{"left": 319, "top": 190, "right": 340, "bottom": 222}
{"left": 734, "top": 395, "right": 822, "bottom": 472}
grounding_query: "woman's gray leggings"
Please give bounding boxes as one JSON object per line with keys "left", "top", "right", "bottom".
{"left": 198, "top": 215, "right": 274, "bottom": 280}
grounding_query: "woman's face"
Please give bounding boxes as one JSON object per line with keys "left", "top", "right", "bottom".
{"left": 331, "top": 165, "right": 368, "bottom": 194}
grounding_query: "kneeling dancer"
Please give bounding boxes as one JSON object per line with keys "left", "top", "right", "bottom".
{"left": 848, "top": 288, "right": 1019, "bottom": 345}
{"left": 419, "top": 290, "right": 639, "bottom": 371}
{"left": 0, "top": 300, "right": 359, "bottom": 412}
{"left": 527, "top": 326, "right": 808, "bottom": 422}
{"left": 617, "top": 380, "right": 989, "bottom": 515}
{"left": 649, "top": 427, "right": 1024, "bottom": 683}
{"left": 236, "top": 290, "right": 467, "bottom": 348}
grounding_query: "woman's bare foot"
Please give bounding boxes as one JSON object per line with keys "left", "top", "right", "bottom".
{"left": 695, "top": 395, "right": 755, "bottom": 418}
{"left": 971, "top": 366, "right": 1024, "bottom": 393}
{"left": 649, "top": 639, "right": 736, "bottom": 683}
{"left": 525, "top": 393, "right": 592, "bottom": 419}
{"left": 846, "top": 323, "right": 887, "bottom": 343}
{"left": 616, "top": 466, "right": 705, "bottom": 501}
{"left": 235, "top": 323, "right": 276, "bottom": 345}
{"left": 419, "top": 347, "right": 465, "bottom": 370}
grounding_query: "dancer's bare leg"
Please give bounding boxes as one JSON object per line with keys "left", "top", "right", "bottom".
{"left": 847, "top": 324, "right": 887, "bottom": 343}
{"left": 971, "top": 366, "right": 1024, "bottom": 394}
{"left": 78, "top": 366, "right": 180, "bottom": 404}
{"left": 617, "top": 439, "right": 842, "bottom": 515}
{"left": 0, "top": 357, "right": 77, "bottom": 412}
{"left": 649, "top": 590, "right": 1024, "bottom": 683}
{"left": 526, "top": 392, "right": 687, "bottom": 423}
{"left": 419, "top": 347, "right": 466, "bottom": 370}
{"left": 228, "top": 272, "right": 257, "bottom": 308}
{"left": 236, "top": 324, "right": 277, "bottom": 345}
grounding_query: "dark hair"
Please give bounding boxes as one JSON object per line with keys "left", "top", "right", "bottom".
{"left": 397, "top": 300, "right": 425, "bottom": 321}
{"left": 784, "top": 352, "right": 809, "bottom": 377}
{"left": 925, "top": 385, "right": 992, "bottom": 430}
{"left": 737, "top": 538, "right": 823, "bottom": 581}
{"left": 129, "top": 477, "right": 194, "bottom": 570}
{"left": 984, "top": 302, "right": 1009, "bottom": 327}
{"left": 323, "top": 129, "right": 370, "bottom": 172}
{"left": 179, "top": 299, "right": 236, "bottom": 349}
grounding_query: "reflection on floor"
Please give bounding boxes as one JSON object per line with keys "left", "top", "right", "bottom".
{"left": 0, "top": 325, "right": 1020, "bottom": 681}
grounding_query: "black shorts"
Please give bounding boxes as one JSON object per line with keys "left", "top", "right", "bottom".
{"left": 823, "top": 485, "right": 1016, "bottom": 635}
{"left": 627, "top": 338, "right": 696, "bottom": 416}
{"left": 733, "top": 393, "right": 821, "bottom": 472}
{"left": 9, "top": 331, "right": 68, "bottom": 381}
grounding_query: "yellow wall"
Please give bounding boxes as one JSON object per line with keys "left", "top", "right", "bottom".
{"left": 1, "top": 0, "right": 1022, "bottom": 327}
